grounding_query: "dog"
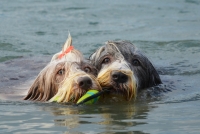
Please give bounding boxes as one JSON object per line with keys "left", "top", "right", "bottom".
{"left": 24, "top": 34, "right": 101, "bottom": 103}
{"left": 89, "top": 41, "right": 162, "bottom": 101}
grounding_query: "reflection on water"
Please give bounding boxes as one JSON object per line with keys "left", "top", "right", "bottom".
{"left": 0, "top": 0, "right": 200, "bottom": 133}
{"left": 1, "top": 99, "right": 199, "bottom": 133}
{"left": 0, "top": 100, "right": 154, "bottom": 133}
{"left": 39, "top": 102, "right": 154, "bottom": 133}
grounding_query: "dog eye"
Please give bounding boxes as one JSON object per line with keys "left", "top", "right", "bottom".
{"left": 102, "top": 58, "right": 110, "bottom": 64}
{"left": 57, "top": 69, "right": 65, "bottom": 75}
{"left": 132, "top": 59, "right": 140, "bottom": 66}
{"left": 84, "top": 67, "right": 91, "bottom": 73}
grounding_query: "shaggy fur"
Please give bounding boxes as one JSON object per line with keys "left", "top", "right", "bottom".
{"left": 24, "top": 34, "right": 101, "bottom": 102}
{"left": 90, "top": 41, "right": 162, "bottom": 101}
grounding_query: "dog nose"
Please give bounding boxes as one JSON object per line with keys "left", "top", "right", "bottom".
{"left": 111, "top": 71, "right": 128, "bottom": 83}
{"left": 78, "top": 77, "right": 92, "bottom": 90}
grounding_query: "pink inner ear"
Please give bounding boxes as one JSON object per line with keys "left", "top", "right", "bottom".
{"left": 58, "top": 46, "right": 74, "bottom": 59}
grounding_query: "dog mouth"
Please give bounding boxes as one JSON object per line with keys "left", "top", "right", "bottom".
{"left": 102, "top": 85, "right": 129, "bottom": 96}
{"left": 50, "top": 85, "right": 101, "bottom": 103}
{"left": 50, "top": 74, "right": 102, "bottom": 103}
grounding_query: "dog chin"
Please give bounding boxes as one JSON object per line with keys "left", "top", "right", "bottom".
{"left": 102, "top": 86, "right": 137, "bottom": 101}
{"left": 100, "top": 89, "right": 131, "bottom": 103}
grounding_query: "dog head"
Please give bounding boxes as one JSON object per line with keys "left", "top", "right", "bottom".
{"left": 49, "top": 60, "right": 102, "bottom": 103}
{"left": 90, "top": 41, "right": 162, "bottom": 101}
{"left": 24, "top": 34, "right": 101, "bottom": 102}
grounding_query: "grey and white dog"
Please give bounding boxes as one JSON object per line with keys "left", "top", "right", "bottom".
{"left": 90, "top": 41, "right": 162, "bottom": 101}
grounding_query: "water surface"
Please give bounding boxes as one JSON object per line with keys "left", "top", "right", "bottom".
{"left": 0, "top": 0, "right": 200, "bottom": 133}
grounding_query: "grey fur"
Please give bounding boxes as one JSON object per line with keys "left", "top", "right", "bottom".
{"left": 90, "top": 40, "right": 162, "bottom": 92}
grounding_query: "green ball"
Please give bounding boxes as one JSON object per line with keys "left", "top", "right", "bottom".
{"left": 77, "top": 90, "right": 100, "bottom": 104}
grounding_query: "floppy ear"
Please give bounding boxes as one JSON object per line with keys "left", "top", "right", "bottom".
{"left": 23, "top": 76, "right": 41, "bottom": 101}
{"left": 23, "top": 70, "right": 57, "bottom": 101}
{"left": 51, "top": 33, "right": 73, "bottom": 61}
{"left": 148, "top": 62, "right": 162, "bottom": 86}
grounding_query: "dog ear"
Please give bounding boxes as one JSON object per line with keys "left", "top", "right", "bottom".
{"left": 51, "top": 33, "right": 73, "bottom": 61}
{"left": 23, "top": 71, "right": 57, "bottom": 101}
{"left": 148, "top": 63, "right": 162, "bottom": 87}
{"left": 23, "top": 76, "right": 42, "bottom": 101}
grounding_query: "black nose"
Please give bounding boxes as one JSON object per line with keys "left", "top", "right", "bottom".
{"left": 78, "top": 77, "right": 92, "bottom": 90}
{"left": 111, "top": 71, "right": 128, "bottom": 83}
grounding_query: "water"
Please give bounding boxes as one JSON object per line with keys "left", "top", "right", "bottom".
{"left": 0, "top": 0, "right": 200, "bottom": 133}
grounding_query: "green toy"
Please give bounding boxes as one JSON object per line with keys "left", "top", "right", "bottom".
{"left": 76, "top": 90, "right": 100, "bottom": 105}
{"left": 50, "top": 89, "right": 109, "bottom": 105}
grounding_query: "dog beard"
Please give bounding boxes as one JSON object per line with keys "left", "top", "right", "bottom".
{"left": 97, "top": 69, "right": 137, "bottom": 101}
{"left": 50, "top": 72, "right": 101, "bottom": 103}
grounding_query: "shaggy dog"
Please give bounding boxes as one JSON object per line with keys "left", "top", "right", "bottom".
{"left": 90, "top": 41, "right": 162, "bottom": 101}
{"left": 24, "top": 35, "right": 101, "bottom": 103}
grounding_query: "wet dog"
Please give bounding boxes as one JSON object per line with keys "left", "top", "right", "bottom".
{"left": 24, "top": 35, "right": 101, "bottom": 102}
{"left": 90, "top": 41, "right": 162, "bottom": 101}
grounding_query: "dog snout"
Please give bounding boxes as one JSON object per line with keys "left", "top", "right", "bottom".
{"left": 111, "top": 71, "right": 128, "bottom": 83}
{"left": 78, "top": 77, "right": 92, "bottom": 90}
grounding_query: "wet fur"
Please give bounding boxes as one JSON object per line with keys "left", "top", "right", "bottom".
{"left": 24, "top": 34, "right": 101, "bottom": 102}
{"left": 90, "top": 41, "right": 162, "bottom": 100}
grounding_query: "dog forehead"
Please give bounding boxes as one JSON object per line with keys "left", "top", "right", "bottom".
{"left": 90, "top": 41, "right": 141, "bottom": 66}
{"left": 98, "top": 45, "right": 116, "bottom": 57}
{"left": 111, "top": 41, "right": 137, "bottom": 53}
{"left": 94, "top": 44, "right": 121, "bottom": 59}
